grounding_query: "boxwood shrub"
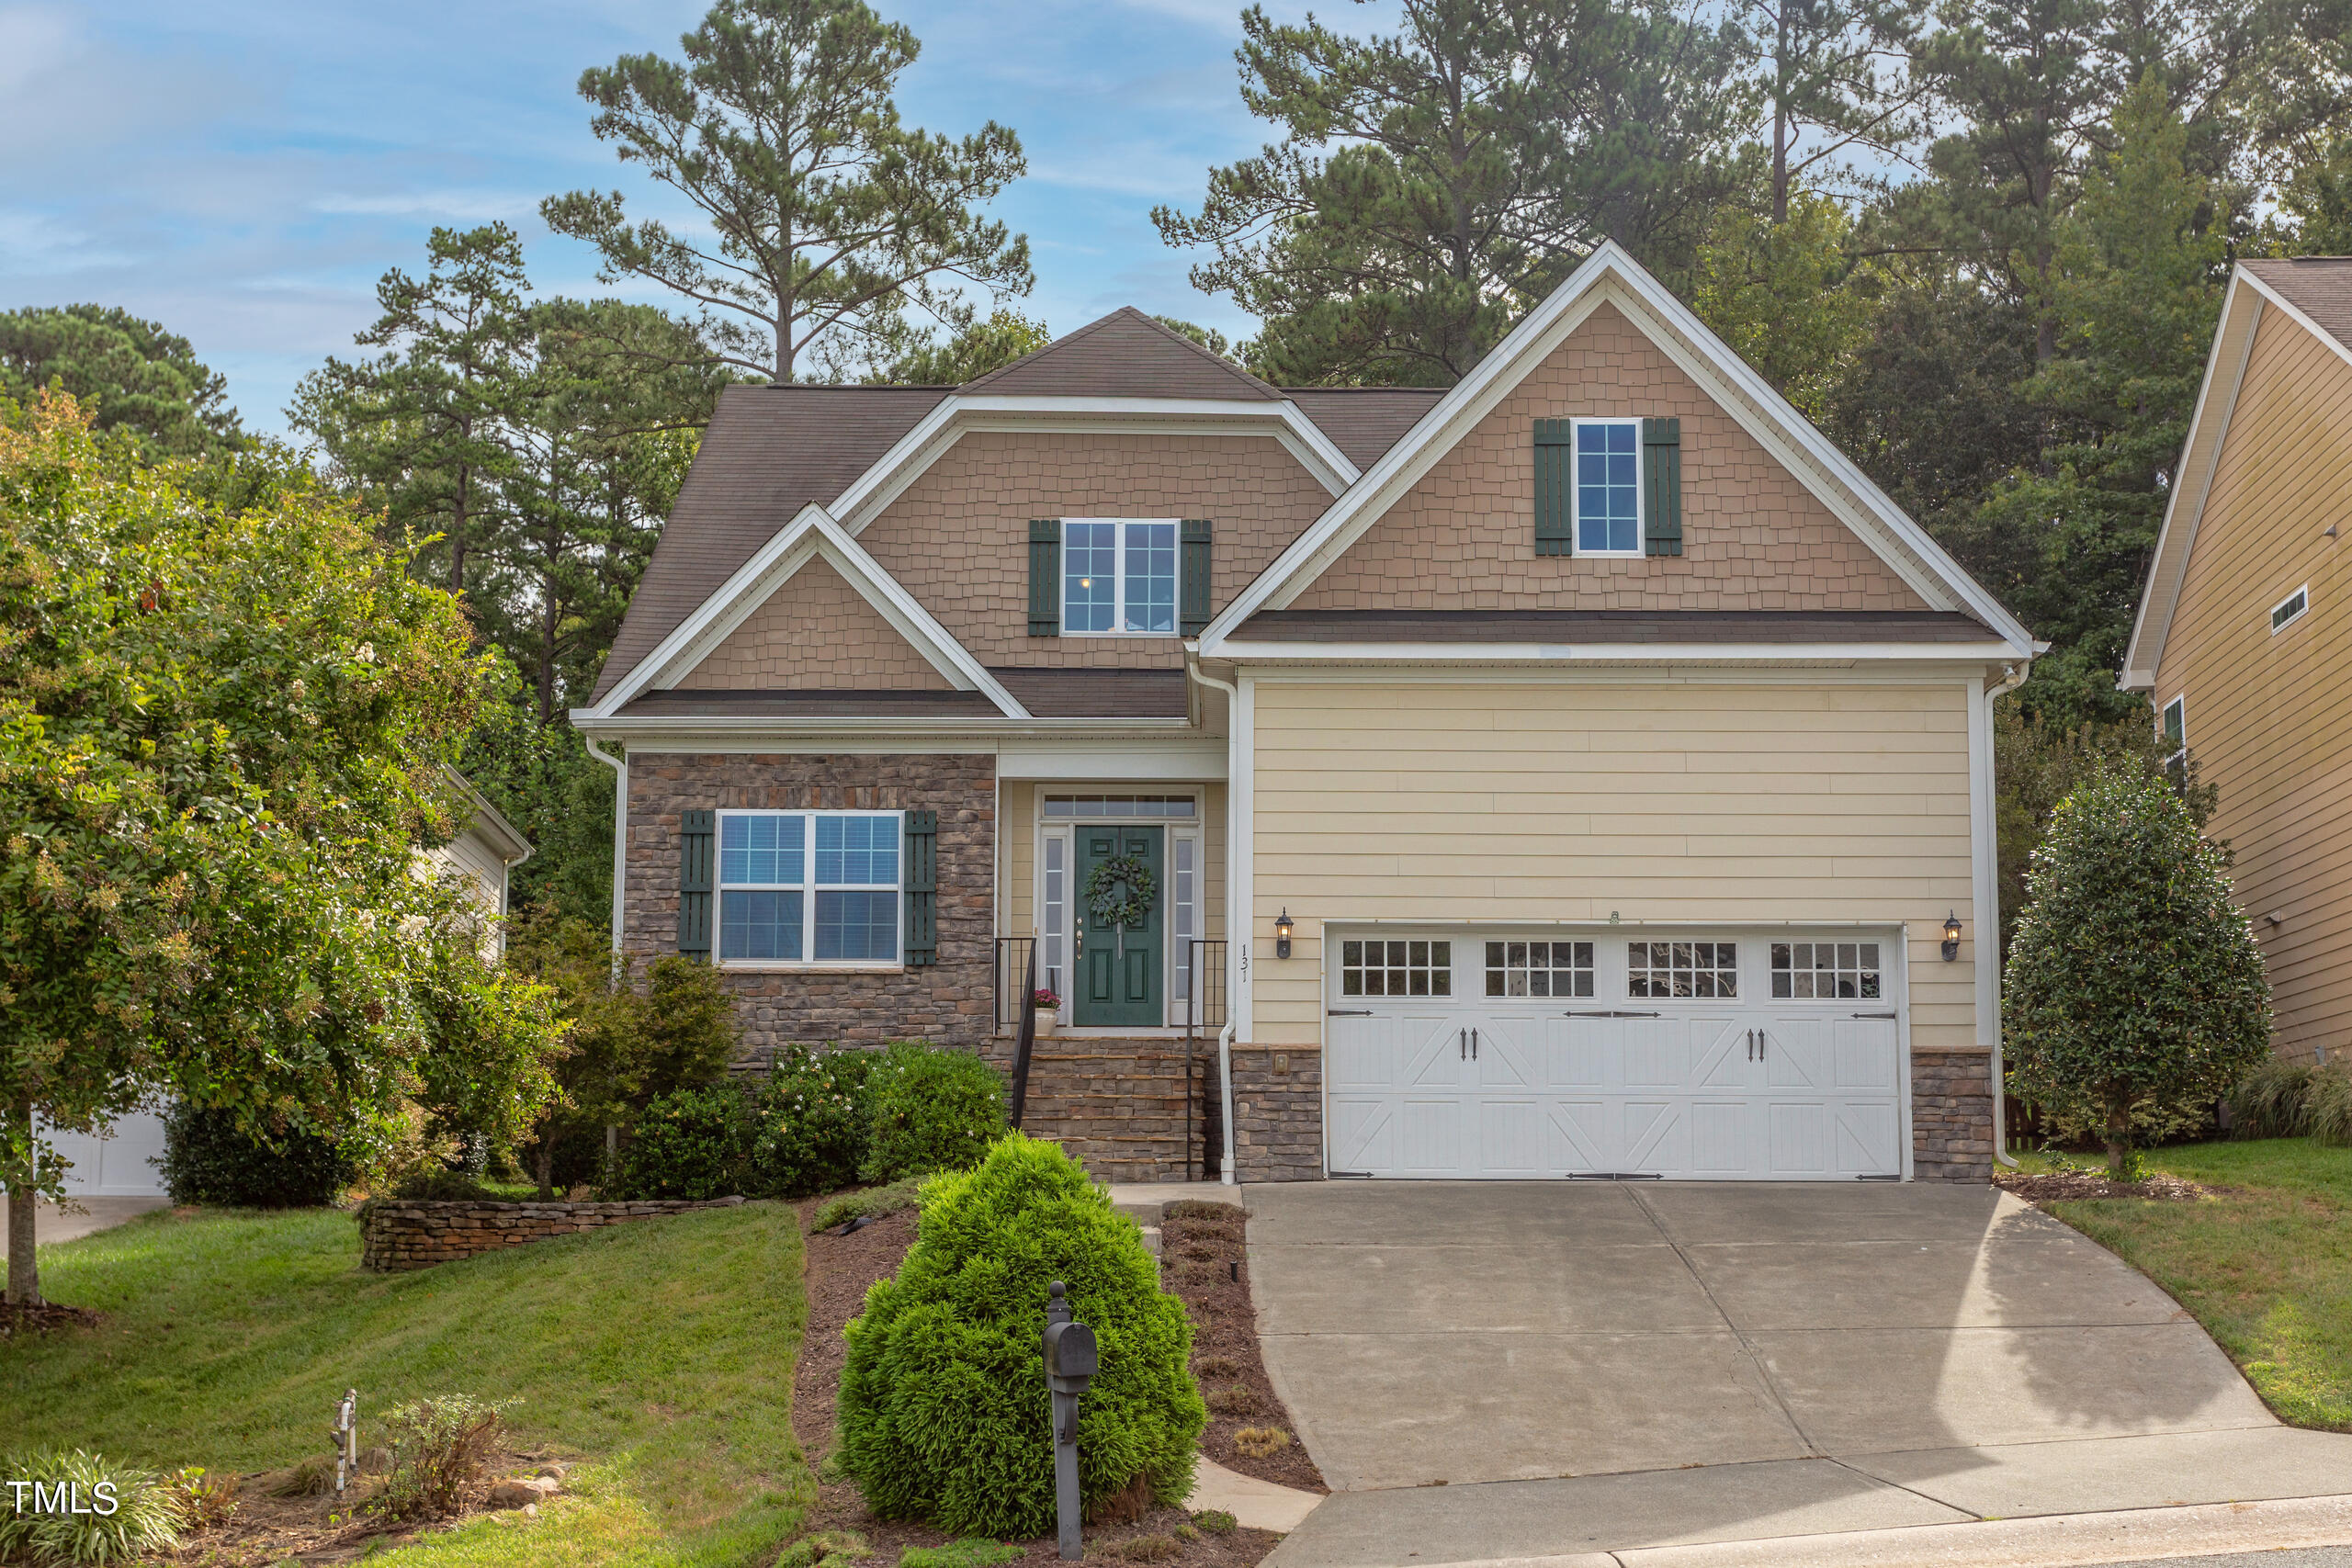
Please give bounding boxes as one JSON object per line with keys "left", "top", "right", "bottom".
{"left": 750, "top": 1045, "right": 877, "bottom": 1198}
{"left": 861, "top": 1042, "right": 1007, "bottom": 1183}
{"left": 158, "top": 1101, "right": 355, "bottom": 1207}
{"left": 613, "top": 1085, "right": 751, "bottom": 1200}
{"left": 837, "top": 1132, "right": 1204, "bottom": 1539}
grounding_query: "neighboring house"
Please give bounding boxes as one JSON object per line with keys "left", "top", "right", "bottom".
{"left": 2124, "top": 256, "right": 2352, "bottom": 1070}
{"left": 572, "top": 243, "right": 2040, "bottom": 1186}
{"left": 47, "top": 777, "right": 533, "bottom": 1197}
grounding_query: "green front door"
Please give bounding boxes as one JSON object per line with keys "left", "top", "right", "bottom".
{"left": 1074, "top": 823, "right": 1163, "bottom": 1028}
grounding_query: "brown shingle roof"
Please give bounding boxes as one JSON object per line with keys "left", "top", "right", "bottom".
{"left": 616, "top": 689, "right": 997, "bottom": 719}
{"left": 961, "top": 308, "right": 1283, "bottom": 400}
{"left": 989, "top": 668, "right": 1189, "bottom": 717}
{"left": 1236, "top": 609, "right": 1997, "bottom": 644}
{"left": 2242, "top": 257, "right": 2352, "bottom": 354}
{"left": 591, "top": 385, "right": 948, "bottom": 704}
{"left": 1283, "top": 388, "right": 1446, "bottom": 470}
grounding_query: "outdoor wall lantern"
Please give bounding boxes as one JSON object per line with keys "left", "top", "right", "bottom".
{"left": 1941, "top": 911, "right": 1962, "bottom": 962}
{"left": 1274, "top": 908, "right": 1295, "bottom": 960}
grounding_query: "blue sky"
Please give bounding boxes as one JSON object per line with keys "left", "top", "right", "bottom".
{"left": 0, "top": 0, "right": 1342, "bottom": 438}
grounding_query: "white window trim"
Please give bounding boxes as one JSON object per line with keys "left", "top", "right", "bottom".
{"left": 715, "top": 807, "right": 905, "bottom": 971}
{"left": 1167, "top": 826, "right": 1201, "bottom": 1023}
{"left": 1036, "top": 823, "right": 1071, "bottom": 1005}
{"left": 2270, "top": 583, "right": 2310, "bottom": 635}
{"left": 1060, "top": 517, "right": 1182, "bottom": 637}
{"left": 1570, "top": 417, "right": 1645, "bottom": 558}
{"left": 2161, "top": 694, "right": 2187, "bottom": 770}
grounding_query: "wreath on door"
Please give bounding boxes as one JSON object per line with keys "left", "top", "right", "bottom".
{"left": 1085, "top": 853, "right": 1157, "bottom": 957}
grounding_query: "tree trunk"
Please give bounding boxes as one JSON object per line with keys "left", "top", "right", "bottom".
{"left": 2103, "top": 1086, "right": 2133, "bottom": 1183}
{"left": 1771, "top": 4, "right": 1790, "bottom": 226}
{"left": 5, "top": 1095, "right": 41, "bottom": 1308}
{"left": 534, "top": 1138, "right": 556, "bottom": 1202}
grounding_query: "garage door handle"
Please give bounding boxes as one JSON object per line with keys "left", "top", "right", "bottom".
{"left": 1459, "top": 1028, "right": 1467, "bottom": 1060}
{"left": 1851, "top": 1010, "right": 1897, "bottom": 1020}
{"left": 1471, "top": 1027, "right": 1479, "bottom": 1060}
{"left": 1328, "top": 1009, "right": 1373, "bottom": 1017}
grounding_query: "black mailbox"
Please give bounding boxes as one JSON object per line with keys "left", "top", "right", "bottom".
{"left": 1045, "top": 1319, "right": 1097, "bottom": 1385}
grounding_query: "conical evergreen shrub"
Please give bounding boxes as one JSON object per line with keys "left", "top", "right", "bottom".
{"left": 836, "top": 1133, "right": 1204, "bottom": 1539}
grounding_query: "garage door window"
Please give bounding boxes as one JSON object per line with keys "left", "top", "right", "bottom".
{"left": 1628, "top": 941, "right": 1737, "bottom": 998}
{"left": 1341, "top": 939, "right": 1453, "bottom": 997}
{"left": 1772, "top": 941, "right": 1881, "bottom": 998}
{"left": 1485, "top": 940, "right": 1594, "bottom": 998}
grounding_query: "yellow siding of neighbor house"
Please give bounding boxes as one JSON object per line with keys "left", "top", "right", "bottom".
{"left": 2153, "top": 308, "right": 2352, "bottom": 1065}
{"left": 1247, "top": 680, "right": 1979, "bottom": 1050}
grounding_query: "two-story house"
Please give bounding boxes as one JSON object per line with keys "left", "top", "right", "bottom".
{"left": 573, "top": 243, "right": 2040, "bottom": 1186}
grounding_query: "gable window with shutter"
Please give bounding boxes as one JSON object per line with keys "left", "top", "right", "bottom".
{"left": 710, "top": 809, "right": 907, "bottom": 966}
{"left": 1028, "top": 518, "right": 1196, "bottom": 637}
{"left": 1534, "top": 417, "right": 1686, "bottom": 558}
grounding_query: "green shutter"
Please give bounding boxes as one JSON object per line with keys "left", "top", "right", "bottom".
{"left": 1534, "top": 420, "right": 1572, "bottom": 556}
{"left": 1643, "top": 417, "right": 1683, "bottom": 558}
{"left": 903, "top": 809, "right": 938, "bottom": 967}
{"left": 1181, "top": 519, "right": 1213, "bottom": 635}
{"left": 1028, "top": 520, "right": 1060, "bottom": 637}
{"left": 677, "top": 809, "right": 714, "bottom": 955}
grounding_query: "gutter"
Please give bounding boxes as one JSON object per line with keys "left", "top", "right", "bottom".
{"left": 1187, "top": 652, "right": 1245, "bottom": 1188}
{"left": 581, "top": 735, "right": 628, "bottom": 954}
{"left": 1984, "top": 660, "right": 2032, "bottom": 1168}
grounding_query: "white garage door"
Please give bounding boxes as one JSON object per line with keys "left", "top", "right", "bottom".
{"left": 38, "top": 1109, "right": 172, "bottom": 1196}
{"left": 1325, "top": 931, "right": 1906, "bottom": 1180}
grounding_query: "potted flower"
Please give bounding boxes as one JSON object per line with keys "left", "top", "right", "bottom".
{"left": 1033, "top": 987, "right": 1063, "bottom": 1034}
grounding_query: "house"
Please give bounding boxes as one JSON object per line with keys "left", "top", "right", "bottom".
{"left": 571, "top": 242, "right": 2040, "bottom": 1186}
{"left": 2124, "top": 256, "right": 2352, "bottom": 1070}
{"left": 47, "top": 778, "right": 534, "bottom": 1197}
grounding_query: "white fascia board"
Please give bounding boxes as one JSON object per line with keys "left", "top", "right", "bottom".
{"left": 1208, "top": 639, "right": 2028, "bottom": 664}
{"left": 1201, "top": 241, "right": 2036, "bottom": 657}
{"left": 998, "top": 739, "right": 1228, "bottom": 781}
{"left": 831, "top": 394, "right": 1361, "bottom": 536}
{"left": 586, "top": 503, "right": 1027, "bottom": 720}
{"left": 2123, "top": 272, "right": 2268, "bottom": 691}
{"left": 568, "top": 716, "right": 1201, "bottom": 755}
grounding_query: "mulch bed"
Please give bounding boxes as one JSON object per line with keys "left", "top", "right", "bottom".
{"left": 790, "top": 1191, "right": 1290, "bottom": 1567}
{"left": 1996, "top": 1170, "right": 2222, "bottom": 1202}
{"left": 159, "top": 1450, "right": 569, "bottom": 1565}
{"left": 0, "top": 1300, "right": 102, "bottom": 1339}
{"left": 1156, "top": 1202, "right": 1326, "bottom": 1494}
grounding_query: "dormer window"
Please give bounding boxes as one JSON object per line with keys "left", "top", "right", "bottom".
{"left": 1063, "top": 519, "right": 1178, "bottom": 635}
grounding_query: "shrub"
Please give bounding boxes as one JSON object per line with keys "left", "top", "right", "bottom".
{"left": 377, "top": 1393, "right": 514, "bottom": 1521}
{"left": 775, "top": 1530, "right": 871, "bottom": 1568}
{"left": 2230, "top": 1059, "right": 2316, "bottom": 1140}
{"left": 2310, "top": 1063, "right": 2352, "bottom": 1146}
{"left": 2005, "top": 764, "right": 2271, "bottom": 1179}
{"left": 2030, "top": 1088, "right": 2218, "bottom": 1150}
{"left": 1191, "top": 1509, "right": 1237, "bottom": 1535}
{"left": 0, "top": 1450, "right": 184, "bottom": 1562}
{"left": 860, "top": 1043, "right": 1008, "bottom": 1183}
{"left": 812, "top": 1177, "right": 924, "bottom": 1232}
{"left": 157, "top": 1101, "right": 354, "bottom": 1207}
{"left": 750, "top": 1046, "right": 877, "bottom": 1198}
{"left": 614, "top": 1085, "right": 752, "bottom": 1201}
{"left": 390, "top": 1169, "right": 509, "bottom": 1202}
{"left": 165, "top": 1465, "right": 240, "bottom": 1530}
{"left": 838, "top": 1133, "right": 1204, "bottom": 1539}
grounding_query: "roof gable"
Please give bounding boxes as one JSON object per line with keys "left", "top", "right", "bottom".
{"left": 961, "top": 308, "right": 1283, "bottom": 400}
{"left": 1200, "top": 242, "right": 2037, "bottom": 655}
{"left": 674, "top": 554, "right": 954, "bottom": 693}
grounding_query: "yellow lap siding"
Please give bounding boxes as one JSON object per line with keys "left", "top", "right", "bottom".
{"left": 1249, "top": 679, "right": 1979, "bottom": 1050}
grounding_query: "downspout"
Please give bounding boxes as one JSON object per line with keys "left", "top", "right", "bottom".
{"left": 1188, "top": 654, "right": 1244, "bottom": 1187}
{"left": 1984, "top": 660, "right": 2031, "bottom": 1168}
{"left": 582, "top": 734, "right": 628, "bottom": 954}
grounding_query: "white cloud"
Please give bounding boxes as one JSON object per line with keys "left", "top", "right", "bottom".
{"left": 311, "top": 189, "right": 542, "bottom": 220}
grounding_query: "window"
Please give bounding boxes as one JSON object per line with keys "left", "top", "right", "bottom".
{"left": 718, "top": 810, "right": 900, "bottom": 964}
{"left": 1628, "top": 941, "right": 1737, "bottom": 999}
{"left": 1042, "top": 795, "right": 1196, "bottom": 818}
{"left": 1486, "top": 940, "right": 1594, "bottom": 998}
{"left": 2161, "top": 695, "right": 2187, "bottom": 784}
{"left": 1170, "top": 835, "right": 1196, "bottom": 1004}
{"left": 1575, "top": 420, "right": 1643, "bottom": 554}
{"left": 1041, "top": 832, "right": 1068, "bottom": 998}
{"left": 1770, "top": 941, "right": 1880, "bottom": 999}
{"left": 1341, "top": 939, "right": 1453, "bottom": 997}
{"left": 2271, "top": 584, "right": 2309, "bottom": 634}
{"left": 1062, "top": 520, "right": 1179, "bottom": 635}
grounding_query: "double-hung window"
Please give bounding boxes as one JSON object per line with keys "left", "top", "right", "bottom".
{"left": 1063, "top": 519, "right": 1179, "bottom": 635}
{"left": 718, "top": 810, "right": 901, "bottom": 964}
{"left": 1574, "top": 420, "right": 1643, "bottom": 555}
{"left": 2160, "top": 696, "right": 2187, "bottom": 786}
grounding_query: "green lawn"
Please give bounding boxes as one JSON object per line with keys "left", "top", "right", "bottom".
{"left": 2, "top": 1201, "right": 813, "bottom": 1565}
{"left": 2030, "top": 1137, "right": 2352, "bottom": 1431}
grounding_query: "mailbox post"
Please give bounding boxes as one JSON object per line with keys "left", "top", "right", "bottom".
{"left": 1042, "top": 1280, "right": 1098, "bottom": 1561}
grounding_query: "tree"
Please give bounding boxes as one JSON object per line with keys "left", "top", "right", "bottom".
{"left": 1732, "top": 0, "right": 1928, "bottom": 224}
{"left": 2267, "top": 132, "right": 2352, "bottom": 253}
{"left": 0, "top": 392, "right": 562, "bottom": 1305}
{"left": 1692, "top": 187, "right": 1883, "bottom": 420}
{"left": 291, "top": 224, "right": 536, "bottom": 600}
{"left": 0, "top": 305, "right": 246, "bottom": 457}
{"left": 2004, "top": 763, "right": 2269, "bottom": 1179}
{"left": 863, "top": 309, "right": 1050, "bottom": 385}
{"left": 542, "top": 0, "right": 1033, "bottom": 381}
{"left": 1152, "top": 317, "right": 1234, "bottom": 359}
{"left": 1154, "top": 0, "right": 1755, "bottom": 386}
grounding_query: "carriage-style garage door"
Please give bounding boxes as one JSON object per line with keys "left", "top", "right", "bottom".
{"left": 1324, "top": 930, "right": 1907, "bottom": 1180}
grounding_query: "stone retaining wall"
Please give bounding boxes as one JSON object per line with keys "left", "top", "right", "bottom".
{"left": 1913, "top": 1048, "right": 1995, "bottom": 1181}
{"left": 358, "top": 1196, "right": 747, "bottom": 1272}
{"left": 1230, "top": 1046, "right": 1323, "bottom": 1182}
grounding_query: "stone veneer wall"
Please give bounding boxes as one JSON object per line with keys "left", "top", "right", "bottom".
{"left": 986, "top": 1034, "right": 1209, "bottom": 1184}
{"left": 359, "top": 1196, "right": 746, "bottom": 1271}
{"left": 624, "top": 752, "right": 995, "bottom": 1056}
{"left": 1913, "top": 1048, "right": 1995, "bottom": 1181}
{"left": 1230, "top": 1046, "right": 1323, "bottom": 1181}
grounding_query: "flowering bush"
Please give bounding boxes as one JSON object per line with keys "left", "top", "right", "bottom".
{"left": 747, "top": 1046, "right": 877, "bottom": 1198}
{"left": 861, "top": 1042, "right": 1008, "bottom": 1183}
{"left": 612, "top": 1086, "right": 752, "bottom": 1201}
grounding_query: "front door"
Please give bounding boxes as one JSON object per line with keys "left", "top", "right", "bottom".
{"left": 1074, "top": 824, "right": 1163, "bottom": 1027}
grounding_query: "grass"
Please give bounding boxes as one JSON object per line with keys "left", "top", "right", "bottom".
{"left": 2, "top": 1201, "right": 813, "bottom": 1565}
{"left": 2023, "top": 1136, "right": 2352, "bottom": 1431}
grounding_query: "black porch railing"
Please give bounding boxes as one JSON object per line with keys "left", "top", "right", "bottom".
{"left": 995, "top": 936, "right": 1037, "bottom": 1030}
{"left": 1186, "top": 939, "right": 1229, "bottom": 1180}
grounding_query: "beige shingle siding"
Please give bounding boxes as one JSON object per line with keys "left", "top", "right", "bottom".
{"left": 1247, "top": 679, "right": 1979, "bottom": 1052}
{"left": 1288, "top": 303, "right": 1930, "bottom": 613}
{"left": 674, "top": 556, "right": 952, "bottom": 691}
{"left": 859, "top": 431, "right": 1334, "bottom": 665}
{"left": 2154, "top": 305, "right": 2352, "bottom": 1065}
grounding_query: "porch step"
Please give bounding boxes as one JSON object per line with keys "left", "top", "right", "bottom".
{"left": 990, "top": 1035, "right": 1216, "bottom": 1185}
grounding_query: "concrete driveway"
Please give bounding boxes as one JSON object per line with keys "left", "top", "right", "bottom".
{"left": 1248, "top": 1181, "right": 2352, "bottom": 1566}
